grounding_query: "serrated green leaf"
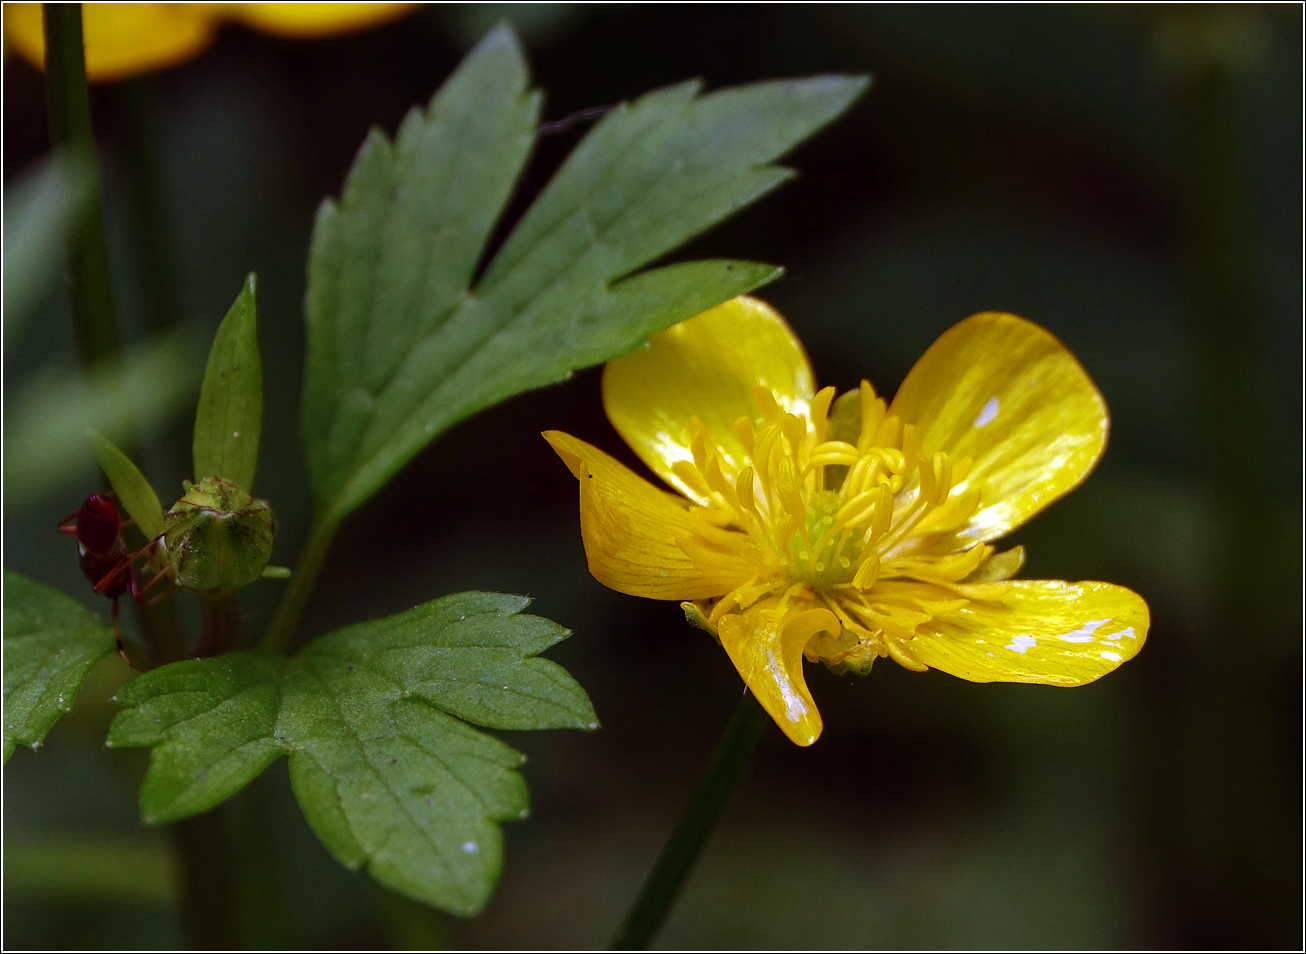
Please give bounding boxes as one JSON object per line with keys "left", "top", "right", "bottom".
{"left": 109, "top": 591, "right": 596, "bottom": 915}
{"left": 3, "top": 569, "right": 116, "bottom": 762}
{"left": 86, "top": 428, "right": 164, "bottom": 540}
{"left": 303, "top": 25, "right": 868, "bottom": 522}
{"left": 193, "top": 273, "right": 262, "bottom": 489}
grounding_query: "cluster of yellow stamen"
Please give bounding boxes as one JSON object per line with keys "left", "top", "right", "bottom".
{"left": 678, "top": 380, "right": 993, "bottom": 673}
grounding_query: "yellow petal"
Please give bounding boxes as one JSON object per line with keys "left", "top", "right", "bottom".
{"left": 5, "top": 3, "right": 217, "bottom": 82}
{"left": 888, "top": 312, "right": 1107, "bottom": 547}
{"left": 602, "top": 296, "right": 816, "bottom": 505}
{"left": 218, "top": 3, "right": 418, "bottom": 38}
{"left": 717, "top": 595, "right": 838, "bottom": 746}
{"left": 543, "top": 431, "right": 755, "bottom": 600}
{"left": 890, "top": 580, "right": 1148, "bottom": 685}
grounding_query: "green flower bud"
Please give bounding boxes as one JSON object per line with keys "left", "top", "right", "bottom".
{"left": 163, "top": 476, "right": 274, "bottom": 590}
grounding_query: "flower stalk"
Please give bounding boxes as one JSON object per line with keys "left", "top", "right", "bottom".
{"left": 195, "top": 587, "right": 243, "bottom": 658}
{"left": 263, "top": 516, "right": 339, "bottom": 654}
{"left": 42, "top": 3, "right": 120, "bottom": 370}
{"left": 611, "top": 690, "right": 770, "bottom": 950}
{"left": 43, "top": 6, "right": 238, "bottom": 947}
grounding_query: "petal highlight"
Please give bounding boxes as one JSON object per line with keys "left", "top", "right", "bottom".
{"left": 717, "top": 594, "right": 836, "bottom": 746}
{"left": 890, "top": 579, "right": 1148, "bottom": 686}
{"left": 544, "top": 431, "right": 755, "bottom": 600}
{"left": 888, "top": 312, "right": 1107, "bottom": 547}
{"left": 602, "top": 296, "right": 816, "bottom": 505}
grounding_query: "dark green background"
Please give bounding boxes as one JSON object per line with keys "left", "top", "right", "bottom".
{"left": 4, "top": 4, "right": 1301, "bottom": 948}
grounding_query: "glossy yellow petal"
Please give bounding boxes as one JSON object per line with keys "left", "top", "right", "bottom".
{"left": 218, "top": 3, "right": 418, "bottom": 38}
{"left": 602, "top": 296, "right": 816, "bottom": 505}
{"left": 544, "top": 431, "right": 756, "bottom": 600}
{"left": 718, "top": 595, "right": 838, "bottom": 746}
{"left": 888, "top": 312, "right": 1107, "bottom": 547}
{"left": 890, "top": 580, "right": 1148, "bottom": 686}
{"left": 5, "top": 3, "right": 217, "bottom": 82}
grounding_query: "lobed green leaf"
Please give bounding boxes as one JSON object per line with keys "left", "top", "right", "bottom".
{"left": 109, "top": 591, "right": 596, "bottom": 915}
{"left": 303, "top": 25, "right": 868, "bottom": 522}
{"left": 3, "top": 569, "right": 116, "bottom": 762}
{"left": 193, "top": 273, "right": 262, "bottom": 490}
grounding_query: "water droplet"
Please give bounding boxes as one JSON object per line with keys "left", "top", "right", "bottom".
{"left": 461, "top": 841, "right": 478, "bottom": 853}
{"left": 232, "top": 431, "right": 240, "bottom": 438}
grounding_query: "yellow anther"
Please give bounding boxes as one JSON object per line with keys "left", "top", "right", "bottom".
{"left": 857, "top": 380, "right": 885, "bottom": 450}
{"left": 901, "top": 423, "right": 922, "bottom": 469}
{"left": 733, "top": 416, "right": 755, "bottom": 454}
{"left": 735, "top": 466, "right": 757, "bottom": 515}
{"left": 851, "top": 554, "right": 880, "bottom": 590}
{"left": 781, "top": 412, "right": 807, "bottom": 459}
{"left": 811, "top": 386, "right": 836, "bottom": 443}
{"left": 869, "top": 484, "right": 894, "bottom": 543}
{"left": 689, "top": 417, "right": 711, "bottom": 471}
{"left": 672, "top": 460, "right": 710, "bottom": 497}
{"left": 753, "top": 385, "right": 782, "bottom": 422}
{"left": 836, "top": 489, "right": 880, "bottom": 529}
{"left": 872, "top": 412, "right": 902, "bottom": 450}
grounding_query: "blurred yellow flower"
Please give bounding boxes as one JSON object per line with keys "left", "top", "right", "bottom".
{"left": 545, "top": 297, "right": 1148, "bottom": 746}
{"left": 4, "top": 3, "right": 418, "bottom": 82}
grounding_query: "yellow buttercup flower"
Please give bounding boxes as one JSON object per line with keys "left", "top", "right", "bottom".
{"left": 4, "top": 3, "right": 418, "bottom": 82}
{"left": 545, "top": 297, "right": 1148, "bottom": 746}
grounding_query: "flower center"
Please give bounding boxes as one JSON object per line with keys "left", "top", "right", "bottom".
{"left": 679, "top": 380, "right": 997, "bottom": 671}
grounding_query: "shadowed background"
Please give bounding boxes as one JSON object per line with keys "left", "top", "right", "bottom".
{"left": 4, "top": 4, "right": 1300, "bottom": 949}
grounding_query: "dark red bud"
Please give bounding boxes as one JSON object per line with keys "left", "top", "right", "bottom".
{"left": 77, "top": 494, "right": 121, "bottom": 555}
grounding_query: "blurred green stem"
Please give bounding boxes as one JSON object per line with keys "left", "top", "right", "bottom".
{"left": 263, "top": 517, "right": 339, "bottom": 654}
{"left": 120, "top": 75, "right": 193, "bottom": 485}
{"left": 171, "top": 808, "right": 241, "bottom": 951}
{"left": 120, "top": 76, "right": 183, "bottom": 336}
{"left": 1157, "top": 7, "right": 1289, "bottom": 937}
{"left": 43, "top": 2, "right": 119, "bottom": 369}
{"left": 196, "top": 587, "right": 243, "bottom": 658}
{"left": 43, "top": 6, "right": 237, "bottom": 949}
{"left": 611, "top": 690, "right": 770, "bottom": 950}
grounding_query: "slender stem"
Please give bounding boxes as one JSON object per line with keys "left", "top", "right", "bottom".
{"left": 44, "top": 8, "right": 239, "bottom": 947}
{"left": 1156, "top": 9, "right": 1288, "bottom": 937}
{"left": 119, "top": 75, "right": 194, "bottom": 485}
{"left": 263, "top": 517, "right": 339, "bottom": 654}
{"left": 170, "top": 807, "right": 241, "bottom": 950}
{"left": 43, "top": 3, "right": 120, "bottom": 370}
{"left": 611, "top": 690, "right": 771, "bottom": 950}
{"left": 195, "top": 587, "right": 244, "bottom": 657}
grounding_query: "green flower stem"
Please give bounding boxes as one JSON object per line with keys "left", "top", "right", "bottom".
{"left": 119, "top": 75, "right": 192, "bottom": 484}
{"left": 170, "top": 807, "right": 240, "bottom": 951}
{"left": 42, "top": 3, "right": 120, "bottom": 370}
{"left": 1156, "top": 9, "right": 1288, "bottom": 936}
{"left": 611, "top": 689, "right": 771, "bottom": 950}
{"left": 262, "top": 517, "right": 340, "bottom": 654}
{"left": 44, "top": 8, "right": 238, "bottom": 947}
{"left": 195, "top": 587, "right": 244, "bottom": 658}
{"left": 120, "top": 76, "right": 182, "bottom": 337}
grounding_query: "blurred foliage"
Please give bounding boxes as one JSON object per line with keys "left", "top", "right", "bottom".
{"left": 3, "top": 4, "right": 1299, "bottom": 950}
